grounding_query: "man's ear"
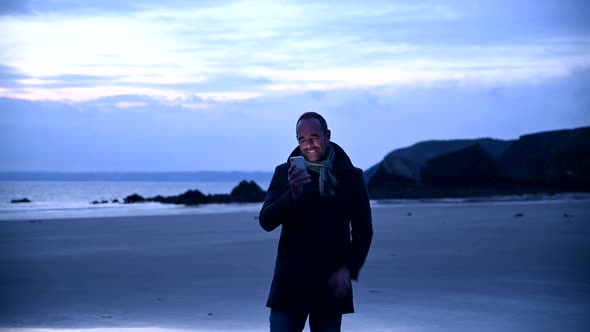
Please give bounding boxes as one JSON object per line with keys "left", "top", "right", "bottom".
{"left": 326, "top": 129, "right": 331, "bottom": 140}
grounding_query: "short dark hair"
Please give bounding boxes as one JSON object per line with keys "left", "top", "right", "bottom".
{"left": 296, "top": 112, "right": 328, "bottom": 135}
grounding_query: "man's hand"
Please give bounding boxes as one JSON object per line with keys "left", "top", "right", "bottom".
{"left": 288, "top": 165, "right": 311, "bottom": 199}
{"left": 328, "top": 266, "right": 351, "bottom": 299}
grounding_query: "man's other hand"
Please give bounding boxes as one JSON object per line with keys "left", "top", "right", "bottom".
{"left": 328, "top": 266, "right": 351, "bottom": 299}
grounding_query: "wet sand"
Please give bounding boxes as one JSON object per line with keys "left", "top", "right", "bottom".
{"left": 1, "top": 200, "right": 589, "bottom": 331}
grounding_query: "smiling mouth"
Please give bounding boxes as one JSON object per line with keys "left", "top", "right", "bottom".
{"left": 304, "top": 150, "right": 322, "bottom": 161}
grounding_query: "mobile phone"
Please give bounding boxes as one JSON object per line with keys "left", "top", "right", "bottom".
{"left": 289, "top": 156, "right": 308, "bottom": 175}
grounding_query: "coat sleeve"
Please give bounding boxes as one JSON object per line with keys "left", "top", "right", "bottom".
{"left": 258, "top": 164, "right": 299, "bottom": 232}
{"left": 345, "top": 168, "right": 373, "bottom": 280}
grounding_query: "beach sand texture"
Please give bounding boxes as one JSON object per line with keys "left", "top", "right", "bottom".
{"left": 1, "top": 201, "right": 589, "bottom": 331}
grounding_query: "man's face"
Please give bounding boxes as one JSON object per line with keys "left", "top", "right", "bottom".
{"left": 296, "top": 118, "right": 331, "bottom": 162}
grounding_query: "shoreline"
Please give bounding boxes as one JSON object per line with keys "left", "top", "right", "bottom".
{"left": 2, "top": 192, "right": 590, "bottom": 222}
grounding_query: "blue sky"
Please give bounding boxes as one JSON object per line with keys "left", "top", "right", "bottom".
{"left": 0, "top": 0, "right": 589, "bottom": 172}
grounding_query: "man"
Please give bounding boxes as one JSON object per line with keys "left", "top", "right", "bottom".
{"left": 259, "top": 112, "right": 373, "bottom": 331}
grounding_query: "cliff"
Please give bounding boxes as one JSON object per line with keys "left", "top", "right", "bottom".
{"left": 366, "top": 127, "right": 590, "bottom": 198}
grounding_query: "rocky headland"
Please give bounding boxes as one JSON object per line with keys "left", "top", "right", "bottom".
{"left": 365, "top": 126, "right": 590, "bottom": 198}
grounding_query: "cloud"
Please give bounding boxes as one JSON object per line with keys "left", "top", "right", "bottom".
{"left": 0, "top": 64, "right": 30, "bottom": 86}
{"left": 113, "top": 101, "right": 148, "bottom": 108}
{"left": 0, "top": 0, "right": 589, "bottom": 173}
{"left": 26, "top": 74, "right": 124, "bottom": 88}
{"left": 0, "top": 0, "right": 588, "bottom": 103}
{"left": 1, "top": 68, "right": 589, "bottom": 172}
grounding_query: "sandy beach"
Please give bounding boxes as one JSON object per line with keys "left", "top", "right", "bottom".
{"left": 1, "top": 200, "right": 589, "bottom": 332}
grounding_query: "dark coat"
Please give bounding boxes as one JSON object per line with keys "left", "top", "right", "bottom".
{"left": 259, "top": 142, "right": 373, "bottom": 314}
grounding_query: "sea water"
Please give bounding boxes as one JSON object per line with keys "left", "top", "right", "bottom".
{"left": 0, "top": 180, "right": 270, "bottom": 220}
{"left": 2, "top": 179, "right": 588, "bottom": 221}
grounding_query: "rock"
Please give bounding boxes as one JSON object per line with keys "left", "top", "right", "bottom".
{"left": 381, "top": 156, "right": 420, "bottom": 181}
{"left": 151, "top": 195, "right": 167, "bottom": 203}
{"left": 499, "top": 127, "right": 590, "bottom": 188}
{"left": 123, "top": 193, "right": 146, "bottom": 204}
{"left": 365, "top": 126, "right": 590, "bottom": 198}
{"left": 173, "top": 189, "right": 207, "bottom": 205}
{"left": 11, "top": 198, "right": 31, "bottom": 203}
{"left": 367, "top": 156, "right": 420, "bottom": 190}
{"left": 365, "top": 138, "right": 511, "bottom": 185}
{"left": 421, "top": 144, "right": 502, "bottom": 187}
{"left": 121, "top": 181, "right": 267, "bottom": 206}
{"left": 230, "top": 180, "right": 266, "bottom": 202}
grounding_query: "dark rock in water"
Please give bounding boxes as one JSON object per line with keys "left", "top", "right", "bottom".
{"left": 112, "top": 199, "right": 120, "bottom": 204}
{"left": 231, "top": 180, "right": 266, "bottom": 202}
{"left": 121, "top": 181, "right": 267, "bottom": 206}
{"left": 144, "top": 190, "right": 210, "bottom": 205}
{"left": 173, "top": 189, "right": 207, "bottom": 206}
{"left": 124, "top": 193, "right": 146, "bottom": 204}
{"left": 11, "top": 198, "right": 31, "bottom": 203}
{"left": 514, "top": 213, "right": 524, "bottom": 218}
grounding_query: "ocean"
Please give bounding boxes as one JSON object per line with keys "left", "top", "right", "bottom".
{"left": 0, "top": 172, "right": 272, "bottom": 220}
{"left": 2, "top": 173, "right": 588, "bottom": 221}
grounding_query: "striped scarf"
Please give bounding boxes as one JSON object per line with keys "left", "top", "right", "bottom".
{"left": 305, "top": 145, "right": 338, "bottom": 197}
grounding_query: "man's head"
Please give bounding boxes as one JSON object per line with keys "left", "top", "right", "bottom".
{"left": 296, "top": 112, "right": 331, "bottom": 162}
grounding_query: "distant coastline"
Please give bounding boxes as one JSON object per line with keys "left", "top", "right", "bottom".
{"left": 0, "top": 171, "right": 274, "bottom": 183}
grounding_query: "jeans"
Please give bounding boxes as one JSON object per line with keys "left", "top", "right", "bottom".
{"left": 269, "top": 308, "right": 342, "bottom": 332}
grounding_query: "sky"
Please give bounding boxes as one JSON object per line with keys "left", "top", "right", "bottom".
{"left": 0, "top": 0, "right": 589, "bottom": 172}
